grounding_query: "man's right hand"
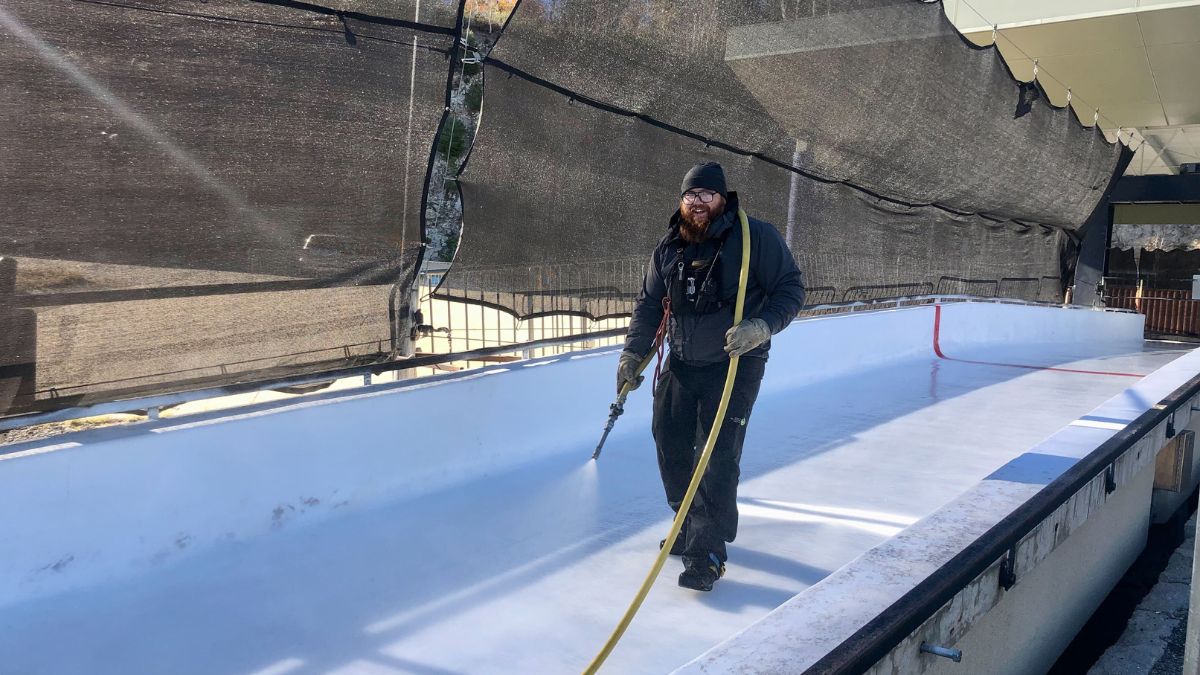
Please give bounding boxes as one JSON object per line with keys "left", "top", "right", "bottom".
{"left": 616, "top": 350, "right": 645, "bottom": 395}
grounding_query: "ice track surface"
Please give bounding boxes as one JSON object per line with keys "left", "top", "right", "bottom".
{"left": 0, "top": 306, "right": 1192, "bottom": 674}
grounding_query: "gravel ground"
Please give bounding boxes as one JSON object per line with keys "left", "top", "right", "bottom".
{"left": 1090, "top": 513, "right": 1195, "bottom": 674}
{"left": 1149, "top": 617, "right": 1186, "bottom": 675}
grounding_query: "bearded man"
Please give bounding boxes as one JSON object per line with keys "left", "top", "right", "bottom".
{"left": 616, "top": 161, "right": 805, "bottom": 591}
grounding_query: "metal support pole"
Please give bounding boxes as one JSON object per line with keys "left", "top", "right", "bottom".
{"left": 405, "top": 281, "right": 419, "bottom": 358}
{"left": 784, "top": 139, "right": 806, "bottom": 245}
{"left": 446, "top": 292, "right": 454, "bottom": 353}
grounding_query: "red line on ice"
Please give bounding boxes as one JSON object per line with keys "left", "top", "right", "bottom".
{"left": 932, "top": 304, "right": 1145, "bottom": 378}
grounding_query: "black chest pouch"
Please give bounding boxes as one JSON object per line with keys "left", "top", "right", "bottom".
{"left": 667, "top": 240, "right": 728, "bottom": 315}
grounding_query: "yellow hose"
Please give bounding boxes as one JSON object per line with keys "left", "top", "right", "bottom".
{"left": 583, "top": 209, "right": 753, "bottom": 674}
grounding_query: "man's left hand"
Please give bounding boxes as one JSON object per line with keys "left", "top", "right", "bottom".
{"left": 724, "top": 318, "right": 771, "bottom": 357}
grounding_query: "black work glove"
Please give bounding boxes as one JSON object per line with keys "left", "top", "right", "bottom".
{"left": 616, "top": 349, "right": 645, "bottom": 395}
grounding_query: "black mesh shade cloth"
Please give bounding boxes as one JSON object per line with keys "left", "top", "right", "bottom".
{"left": 0, "top": 0, "right": 459, "bottom": 416}
{"left": 1, "top": 0, "right": 1137, "bottom": 419}
{"left": 444, "top": 69, "right": 790, "bottom": 318}
{"left": 439, "top": 0, "right": 1129, "bottom": 319}
{"left": 486, "top": 0, "right": 1124, "bottom": 224}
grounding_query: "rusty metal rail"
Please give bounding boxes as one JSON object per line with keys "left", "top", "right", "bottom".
{"left": 1105, "top": 286, "right": 1200, "bottom": 337}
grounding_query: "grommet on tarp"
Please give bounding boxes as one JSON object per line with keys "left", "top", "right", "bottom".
{"left": 991, "top": 24, "right": 998, "bottom": 44}
{"left": 1032, "top": 58, "right": 1039, "bottom": 78}
{"left": 1066, "top": 88, "right": 1072, "bottom": 104}
{"left": 1094, "top": 108, "right": 1101, "bottom": 124}
{"left": 920, "top": 643, "right": 963, "bottom": 663}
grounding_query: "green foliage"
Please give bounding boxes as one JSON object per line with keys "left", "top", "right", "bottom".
{"left": 437, "top": 116, "right": 469, "bottom": 166}
{"left": 464, "top": 80, "right": 483, "bottom": 114}
{"left": 439, "top": 230, "right": 460, "bottom": 262}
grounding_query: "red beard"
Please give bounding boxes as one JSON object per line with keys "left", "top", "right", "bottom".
{"left": 680, "top": 203, "right": 724, "bottom": 244}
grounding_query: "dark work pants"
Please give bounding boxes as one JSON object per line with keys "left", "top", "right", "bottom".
{"left": 652, "top": 354, "right": 766, "bottom": 563}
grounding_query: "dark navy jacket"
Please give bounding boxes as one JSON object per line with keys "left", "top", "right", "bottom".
{"left": 624, "top": 192, "right": 805, "bottom": 365}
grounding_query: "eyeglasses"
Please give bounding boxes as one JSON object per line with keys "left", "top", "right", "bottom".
{"left": 682, "top": 190, "right": 717, "bottom": 204}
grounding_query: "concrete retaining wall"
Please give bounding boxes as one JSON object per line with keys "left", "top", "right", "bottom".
{"left": 924, "top": 461, "right": 1155, "bottom": 675}
{"left": 678, "top": 345, "right": 1200, "bottom": 675}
